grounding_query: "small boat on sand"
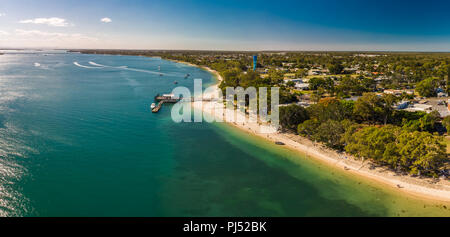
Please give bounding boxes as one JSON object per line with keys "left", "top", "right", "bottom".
{"left": 275, "top": 141, "right": 285, "bottom": 145}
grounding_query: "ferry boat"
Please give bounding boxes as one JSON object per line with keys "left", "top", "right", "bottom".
{"left": 154, "top": 93, "right": 181, "bottom": 103}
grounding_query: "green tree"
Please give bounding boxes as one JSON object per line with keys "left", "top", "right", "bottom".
{"left": 327, "top": 61, "right": 344, "bottom": 74}
{"left": 416, "top": 77, "right": 438, "bottom": 97}
{"left": 295, "top": 69, "right": 308, "bottom": 78}
{"left": 381, "top": 94, "right": 398, "bottom": 125}
{"left": 279, "top": 89, "right": 298, "bottom": 104}
{"left": 279, "top": 104, "right": 309, "bottom": 132}
{"left": 307, "top": 98, "right": 353, "bottom": 122}
{"left": 336, "top": 76, "right": 364, "bottom": 97}
{"left": 345, "top": 125, "right": 399, "bottom": 161}
{"left": 309, "top": 77, "right": 326, "bottom": 90}
{"left": 442, "top": 116, "right": 450, "bottom": 133}
{"left": 396, "top": 131, "right": 446, "bottom": 176}
{"left": 268, "top": 69, "right": 284, "bottom": 85}
{"left": 446, "top": 65, "right": 450, "bottom": 94}
{"left": 286, "top": 81, "right": 295, "bottom": 87}
{"left": 402, "top": 110, "right": 440, "bottom": 133}
{"left": 345, "top": 125, "right": 446, "bottom": 176}
{"left": 447, "top": 65, "right": 450, "bottom": 94}
{"left": 298, "top": 119, "right": 320, "bottom": 139}
{"left": 353, "top": 93, "right": 384, "bottom": 124}
{"left": 312, "top": 119, "right": 347, "bottom": 150}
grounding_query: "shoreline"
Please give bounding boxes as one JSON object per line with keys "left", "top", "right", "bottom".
{"left": 173, "top": 59, "right": 450, "bottom": 203}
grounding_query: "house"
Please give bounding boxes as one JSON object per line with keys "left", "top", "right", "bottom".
{"left": 282, "top": 62, "right": 295, "bottom": 67}
{"left": 283, "top": 73, "right": 296, "bottom": 80}
{"left": 383, "top": 89, "right": 414, "bottom": 96}
{"left": 374, "top": 76, "right": 388, "bottom": 82}
{"left": 283, "top": 78, "right": 304, "bottom": 84}
{"left": 309, "top": 71, "right": 320, "bottom": 76}
{"left": 344, "top": 96, "right": 362, "bottom": 102}
{"left": 405, "top": 103, "right": 433, "bottom": 112}
{"left": 344, "top": 67, "right": 358, "bottom": 73}
{"left": 308, "top": 68, "right": 328, "bottom": 76}
{"left": 294, "top": 83, "right": 310, "bottom": 90}
{"left": 396, "top": 101, "right": 409, "bottom": 109}
{"left": 437, "top": 92, "right": 448, "bottom": 97}
{"left": 296, "top": 101, "right": 311, "bottom": 107}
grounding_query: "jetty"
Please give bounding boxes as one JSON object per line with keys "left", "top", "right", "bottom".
{"left": 152, "top": 94, "right": 182, "bottom": 113}
{"left": 151, "top": 101, "right": 164, "bottom": 113}
{"left": 151, "top": 93, "right": 217, "bottom": 113}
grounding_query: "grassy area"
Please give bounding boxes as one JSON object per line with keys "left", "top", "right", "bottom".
{"left": 445, "top": 136, "right": 450, "bottom": 154}
{"left": 294, "top": 89, "right": 313, "bottom": 94}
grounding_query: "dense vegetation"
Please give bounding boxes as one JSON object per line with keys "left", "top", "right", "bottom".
{"left": 278, "top": 96, "right": 448, "bottom": 177}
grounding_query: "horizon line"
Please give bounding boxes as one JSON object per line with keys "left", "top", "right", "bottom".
{"left": 2, "top": 47, "right": 450, "bottom": 54}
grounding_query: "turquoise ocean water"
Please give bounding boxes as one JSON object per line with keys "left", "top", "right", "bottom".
{"left": 0, "top": 50, "right": 448, "bottom": 217}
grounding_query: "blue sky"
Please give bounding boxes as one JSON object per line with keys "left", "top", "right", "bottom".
{"left": 0, "top": 0, "right": 449, "bottom": 51}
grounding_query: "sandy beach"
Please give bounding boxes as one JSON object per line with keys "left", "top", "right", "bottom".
{"left": 176, "top": 60, "right": 450, "bottom": 203}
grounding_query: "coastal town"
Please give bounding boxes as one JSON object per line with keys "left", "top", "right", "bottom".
{"left": 75, "top": 50, "right": 450, "bottom": 183}
{"left": 4, "top": 0, "right": 450, "bottom": 224}
{"left": 77, "top": 50, "right": 450, "bottom": 116}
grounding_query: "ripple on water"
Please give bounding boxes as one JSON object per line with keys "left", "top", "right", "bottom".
{"left": 0, "top": 121, "right": 34, "bottom": 216}
{"left": 0, "top": 153, "right": 30, "bottom": 217}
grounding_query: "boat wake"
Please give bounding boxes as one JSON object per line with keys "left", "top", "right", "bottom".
{"left": 121, "top": 67, "right": 162, "bottom": 75}
{"left": 88, "top": 61, "right": 164, "bottom": 75}
{"left": 88, "top": 61, "right": 106, "bottom": 67}
{"left": 74, "top": 61, "right": 184, "bottom": 77}
{"left": 73, "top": 62, "right": 103, "bottom": 69}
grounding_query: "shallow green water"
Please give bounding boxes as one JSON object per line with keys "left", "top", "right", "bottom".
{"left": 0, "top": 50, "right": 448, "bottom": 216}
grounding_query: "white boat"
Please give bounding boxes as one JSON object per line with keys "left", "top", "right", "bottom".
{"left": 150, "top": 103, "right": 156, "bottom": 109}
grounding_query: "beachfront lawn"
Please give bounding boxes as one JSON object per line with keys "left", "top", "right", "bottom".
{"left": 445, "top": 136, "right": 450, "bottom": 154}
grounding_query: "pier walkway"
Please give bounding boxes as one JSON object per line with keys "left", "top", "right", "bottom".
{"left": 151, "top": 94, "right": 217, "bottom": 113}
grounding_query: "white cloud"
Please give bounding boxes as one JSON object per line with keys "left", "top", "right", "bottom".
{"left": 0, "top": 31, "right": 9, "bottom": 36}
{"left": 19, "top": 17, "right": 69, "bottom": 27}
{"left": 14, "top": 29, "right": 97, "bottom": 41}
{"left": 0, "top": 13, "right": 5, "bottom": 17}
{"left": 100, "top": 17, "right": 112, "bottom": 23}
{"left": 0, "top": 28, "right": 111, "bottom": 48}
{"left": 5, "top": 29, "right": 98, "bottom": 47}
